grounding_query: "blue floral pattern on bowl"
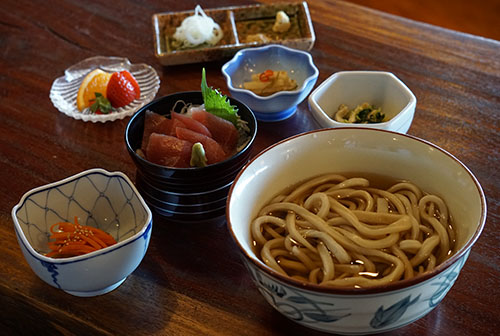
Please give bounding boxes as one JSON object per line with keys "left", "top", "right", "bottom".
{"left": 428, "top": 252, "right": 468, "bottom": 307}
{"left": 12, "top": 168, "right": 153, "bottom": 297}
{"left": 243, "top": 252, "right": 470, "bottom": 335}
{"left": 370, "top": 294, "right": 421, "bottom": 329}
{"left": 247, "top": 264, "right": 351, "bottom": 324}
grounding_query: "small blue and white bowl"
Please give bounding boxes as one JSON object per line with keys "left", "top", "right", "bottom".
{"left": 222, "top": 44, "right": 319, "bottom": 122}
{"left": 11, "top": 168, "right": 153, "bottom": 297}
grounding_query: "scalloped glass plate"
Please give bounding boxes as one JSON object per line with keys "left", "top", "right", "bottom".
{"left": 50, "top": 56, "right": 160, "bottom": 123}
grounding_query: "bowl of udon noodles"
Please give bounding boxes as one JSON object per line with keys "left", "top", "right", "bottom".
{"left": 226, "top": 128, "right": 486, "bottom": 334}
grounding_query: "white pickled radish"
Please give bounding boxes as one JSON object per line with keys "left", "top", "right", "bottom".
{"left": 172, "top": 5, "right": 223, "bottom": 49}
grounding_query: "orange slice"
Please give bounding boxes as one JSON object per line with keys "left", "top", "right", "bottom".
{"left": 76, "top": 69, "right": 112, "bottom": 111}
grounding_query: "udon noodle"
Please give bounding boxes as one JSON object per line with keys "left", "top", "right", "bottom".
{"left": 251, "top": 174, "right": 456, "bottom": 288}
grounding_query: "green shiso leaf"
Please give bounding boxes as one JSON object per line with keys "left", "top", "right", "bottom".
{"left": 201, "top": 68, "right": 239, "bottom": 126}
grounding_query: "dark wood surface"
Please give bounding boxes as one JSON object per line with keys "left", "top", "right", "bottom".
{"left": 345, "top": 0, "right": 500, "bottom": 41}
{"left": 1, "top": 0, "right": 499, "bottom": 335}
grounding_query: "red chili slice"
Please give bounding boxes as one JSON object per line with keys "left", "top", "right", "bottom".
{"left": 259, "top": 69, "right": 274, "bottom": 82}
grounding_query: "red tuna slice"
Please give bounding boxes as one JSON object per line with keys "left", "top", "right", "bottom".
{"left": 155, "top": 117, "right": 186, "bottom": 137}
{"left": 190, "top": 110, "right": 239, "bottom": 155}
{"left": 142, "top": 111, "right": 166, "bottom": 153}
{"left": 175, "top": 127, "right": 226, "bottom": 165}
{"left": 145, "top": 133, "right": 193, "bottom": 168}
{"left": 171, "top": 112, "right": 212, "bottom": 138}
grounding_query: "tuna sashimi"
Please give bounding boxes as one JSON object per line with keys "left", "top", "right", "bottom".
{"left": 145, "top": 133, "right": 193, "bottom": 168}
{"left": 155, "top": 118, "right": 186, "bottom": 137}
{"left": 175, "top": 127, "right": 226, "bottom": 165}
{"left": 142, "top": 111, "right": 166, "bottom": 153}
{"left": 171, "top": 112, "right": 212, "bottom": 138}
{"left": 191, "top": 110, "right": 239, "bottom": 154}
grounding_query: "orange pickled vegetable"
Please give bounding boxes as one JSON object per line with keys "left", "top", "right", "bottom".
{"left": 45, "top": 216, "right": 117, "bottom": 258}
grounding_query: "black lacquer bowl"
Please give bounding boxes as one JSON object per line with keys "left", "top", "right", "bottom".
{"left": 125, "top": 91, "right": 257, "bottom": 222}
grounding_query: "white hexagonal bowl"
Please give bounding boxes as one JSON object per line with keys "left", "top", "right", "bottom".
{"left": 308, "top": 71, "right": 416, "bottom": 133}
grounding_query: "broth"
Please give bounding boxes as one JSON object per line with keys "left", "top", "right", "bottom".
{"left": 250, "top": 173, "right": 456, "bottom": 288}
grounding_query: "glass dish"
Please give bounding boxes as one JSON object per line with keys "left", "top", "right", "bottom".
{"left": 50, "top": 56, "right": 160, "bottom": 123}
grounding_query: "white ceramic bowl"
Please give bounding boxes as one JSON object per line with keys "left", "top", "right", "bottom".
{"left": 308, "top": 71, "right": 416, "bottom": 133}
{"left": 11, "top": 168, "right": 153, "bottom": 297}
{"left": 227, "top": 128, "right": 486, "bottom": 334}
{"left": 222, "top": 44, "right": 319, "bottom": 122}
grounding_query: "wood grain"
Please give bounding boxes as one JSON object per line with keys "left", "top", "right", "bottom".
{"left": 0, "top": 0, "right": 499, "bottom": 335}
{"left": 344, "top": 0, "right": 500, "bottom": 41}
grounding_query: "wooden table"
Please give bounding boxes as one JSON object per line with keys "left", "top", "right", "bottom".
{"left": 1, "top": 0, "right": 499, "bottom": 335}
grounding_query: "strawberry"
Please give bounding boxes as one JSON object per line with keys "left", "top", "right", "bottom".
{"left": 106, "top": 70, "right": 141, "bottom": 108}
